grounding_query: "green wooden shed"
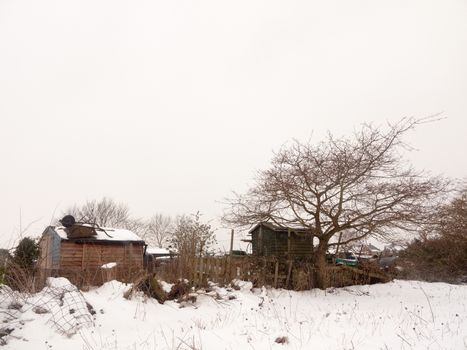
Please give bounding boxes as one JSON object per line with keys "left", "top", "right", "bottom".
{"left": 248, "top": 222, "right": 314, "bottom": 259}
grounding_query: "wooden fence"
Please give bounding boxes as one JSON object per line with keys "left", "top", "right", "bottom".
{"left": 155, "top": 256, "right": 390, "bottom": 290}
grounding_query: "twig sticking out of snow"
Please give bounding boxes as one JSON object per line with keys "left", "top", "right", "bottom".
{"left": 419, "top": 285, "right": 435, "bottom": 323}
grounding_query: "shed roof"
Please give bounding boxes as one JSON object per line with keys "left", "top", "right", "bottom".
{"left": 146, "top": 247, "right": 172, "bottom": 255}
{"left": 248, "top": 222, "right": 311, "bottom": 234}
{"left": 367, "top": 243, "right": 381, "bottom": 252}
{"left": 53, "top": 225, "right": 144, "bottom": 243}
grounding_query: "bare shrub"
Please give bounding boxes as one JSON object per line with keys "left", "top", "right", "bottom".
{"left": 399, "top": 186, "right": 467, "bottom": 283}
{"left": 293, "top": 269, "right": 310, "bottom": 291}
{"left": 158, "top": 213, "right": 216, "bottom": 283}
{"left": 170, "top": 213, "right": 216, "bottom": 258}
{"left": 3, "top": 261, "right": 37, "bottom": 293}
{"left": 399, "top": 237, "right": 467, "bottom": 283}
{"left": 167, "top": 280, "right": 191, "bottom": 301}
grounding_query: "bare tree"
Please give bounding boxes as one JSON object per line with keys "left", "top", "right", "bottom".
{"left": 65, "top": 197, "right": 145, "bottom": 235}
{"left": 170, "top": 212, "right": 216, "bottom": 258}
{"left": 143, "top": 214, "right": 173, "bottom": 247}
{"left": 224, "top": 117, "right": 447, "bottom": 288}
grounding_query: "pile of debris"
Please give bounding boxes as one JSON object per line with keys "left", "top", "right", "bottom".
{"left": 124, "top": 273, "right": 240, "bottom": 306}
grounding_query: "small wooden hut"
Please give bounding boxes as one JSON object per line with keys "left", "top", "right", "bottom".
{"left": 144, "top": 246, "right": 175, "bottom": 272}
{"left": 38, "top": 224, "right": 145, "bottom": 286}
{"left": 248, "top": 222, "right": 314, "bottom": 259}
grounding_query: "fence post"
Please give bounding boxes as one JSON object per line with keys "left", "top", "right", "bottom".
{"left": 223, "top": 256, "right": 229, "bottom": 284}
{"left": 274, "top": 260, "right": 279, "bottom": 288}
{"left": 198, "top": 257, "right": 204, "bottom": 286}
{"left": 191, "top": 256, "right": 197, "bottom": 284}
{"left": 286, "top": 260, "right": 293, "bottom": 289}
{"left": 217, "top": 258, "right": 221, "bottom": 283}
{"left": 227, "top": 229, "right": 234, "bottom": 282}
{"left": 229, "top": 229, "right": 234, "bottom": 255}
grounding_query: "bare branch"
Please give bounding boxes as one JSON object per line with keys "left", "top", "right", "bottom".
{"left": 223, "top": 117, "right": 449, "bottom": 284}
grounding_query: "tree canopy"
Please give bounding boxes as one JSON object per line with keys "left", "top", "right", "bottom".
{"left": 224, "top": 118, "right": 447, "bottom": 287}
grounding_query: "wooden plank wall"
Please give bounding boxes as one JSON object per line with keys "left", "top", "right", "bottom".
{"left": 58, "top": 241, "right": 144, "bottom": 286}
{"left": 287, "top": 232, "right": 314, "bottom": 258}
{"left": 252, "top": 226, "right": 313, "bottom": 259}
{"left": 38, "top": 233, "right": 53, "bottom": 270}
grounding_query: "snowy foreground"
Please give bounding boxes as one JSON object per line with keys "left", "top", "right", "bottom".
{"left": 1, "top": 278, "right": 466, "bottom": 350}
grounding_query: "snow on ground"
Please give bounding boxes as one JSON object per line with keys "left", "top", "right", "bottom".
{"left": 1, "top": 279, "right": 466, "bottom": 350}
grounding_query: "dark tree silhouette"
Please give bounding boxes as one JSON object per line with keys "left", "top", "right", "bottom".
{"left": 13, "top": 237, "right": 39, "bottom": 270}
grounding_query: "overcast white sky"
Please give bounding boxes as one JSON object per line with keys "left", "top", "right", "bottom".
{"left": 1, "top": 0, "right": 466, "bottom": 249}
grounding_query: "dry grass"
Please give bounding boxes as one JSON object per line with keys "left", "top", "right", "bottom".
{"left": 151, "top": 255, "right": 390, "bottom": 292}
{"left": 3, "top": 261, "right": 38, "bottom": 293}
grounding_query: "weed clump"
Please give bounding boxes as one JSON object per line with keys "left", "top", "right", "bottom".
{"left": 167, "top": 280, "right": 190, "bottom": 301}
{"left": 125, "top": 274, "right": 195, "bottom": 304}
{"left": 125, "top": 273, "right": 168, "bottom": 304}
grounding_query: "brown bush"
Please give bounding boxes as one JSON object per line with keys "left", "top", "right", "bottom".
{"left": 167, "top": 280, "right": 191, "bottom": 301}
{"left": 398, "top": 187, "right": 467, "bottom": 284}
{"left": 398, "top": 237, "right": 467, "bottom": 283}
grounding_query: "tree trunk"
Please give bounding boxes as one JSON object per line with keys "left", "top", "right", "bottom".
{"left": 314, "top": 240, "right": 329, "bottom": 289}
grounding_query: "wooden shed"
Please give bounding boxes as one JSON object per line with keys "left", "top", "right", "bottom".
{"left": 249, "top": 222, "right": 314, "bottom": 259}
{"left": 38, "top": 224, "right": 145, "bottom": 287}
{"left": 144, "top": 246, "right": 176, "bottom": 272}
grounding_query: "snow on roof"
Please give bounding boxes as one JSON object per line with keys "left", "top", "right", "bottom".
{"left": 146, "top": 247, "right": 172, "bottom": 255}
{"left": 248, "top": 222, "right": 310, "bottom": 233}
{"left": 367, "top": 244, "right": 381, "bottom": 252}
{"left": 53, "top": 226, "right": 143, "bottom": 242}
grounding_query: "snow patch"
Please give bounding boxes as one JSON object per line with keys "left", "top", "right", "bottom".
{"left": 101, "top": 262, "right": 117, "bottom": 269}
{"left": 1, "top": 279, "right": 466, "bottom": 350}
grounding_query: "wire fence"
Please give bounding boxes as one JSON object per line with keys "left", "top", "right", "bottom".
{"left": 0, "top": 277, "right": 94, "bottom": 338}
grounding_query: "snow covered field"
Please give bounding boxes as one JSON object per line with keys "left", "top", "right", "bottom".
{"left": 1, "top": 278, "right": 466, "bottom": 350}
